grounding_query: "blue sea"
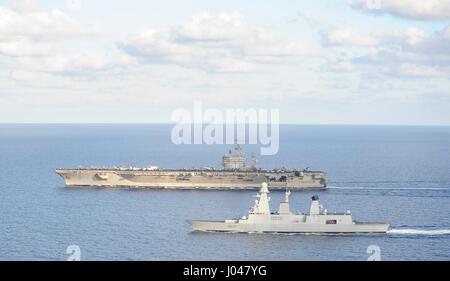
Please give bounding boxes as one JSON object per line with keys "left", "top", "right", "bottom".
{"left": 1, "top": 124, "right": 450, "bottom": 261}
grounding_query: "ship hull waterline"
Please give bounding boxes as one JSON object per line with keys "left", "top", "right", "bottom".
{"left": 188, "top": 220, "right": 390, "bottom": 234}
{"left": 56, "top": 169, "right": 327, "bottom": 190}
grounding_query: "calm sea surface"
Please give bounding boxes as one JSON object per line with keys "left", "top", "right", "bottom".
{"left": 1, "top": 124, "right": 450, "bottom": 260}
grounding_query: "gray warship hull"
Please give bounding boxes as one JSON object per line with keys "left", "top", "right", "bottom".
{"left": 55, "top": 168, "right": 327, "bottom": 189}
{"left": 188, "top": 220, "right": 390, "bottom": 234}
{"left": 188, "top": 183, "right": 390, "bottom": 234}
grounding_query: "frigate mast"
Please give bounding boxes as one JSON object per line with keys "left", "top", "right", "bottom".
{"left": 188, "top": 182, "right": 390, "bottom": 234}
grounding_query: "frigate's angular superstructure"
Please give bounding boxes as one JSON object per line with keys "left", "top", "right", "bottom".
{"left": 188, "top": 183, "right": 389, "bottom": 233}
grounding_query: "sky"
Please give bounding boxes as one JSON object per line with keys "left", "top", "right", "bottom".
{"left": 0, "top": 0, "right": 449, "bottom": 125}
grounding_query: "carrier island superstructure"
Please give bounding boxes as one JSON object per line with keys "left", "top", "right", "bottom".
{"left": 56, "top": 144, "right": 327, "bottom": 190}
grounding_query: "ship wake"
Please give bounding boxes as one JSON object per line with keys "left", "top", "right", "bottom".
{"left": 388, "top": 228, "right": 450, "bottom": 236}
{"left": 328, "top": 186, "right": 449, "bottom": 191}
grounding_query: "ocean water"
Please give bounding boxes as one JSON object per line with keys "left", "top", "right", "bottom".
{"left": 1, "top": 124, "right": 450, "bottom": 261}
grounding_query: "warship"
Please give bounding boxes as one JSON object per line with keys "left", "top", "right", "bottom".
{"left": 56, "top": 144, "right": 327, "bottom": 190}
{"left": 188, "top": 182, "right": 390, "bottom": 233}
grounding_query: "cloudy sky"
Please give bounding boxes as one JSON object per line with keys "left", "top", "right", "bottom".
{"left": 0, "top": 0, "right": 449, "bottom": 125}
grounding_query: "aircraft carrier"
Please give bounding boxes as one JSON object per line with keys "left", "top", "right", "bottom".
{"left": 56, "top": 144, "right": 327, "bottom": 190}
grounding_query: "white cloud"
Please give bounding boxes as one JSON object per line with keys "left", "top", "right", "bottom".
{"left": 302, "top": 11, "right": 450, "bottom": 78}
{"left": 346, "top": 28, "right": 450, "bottom": 78}
{"left": 324, "top": 26, "right": 377, "bottom": 46}
{"left": 0, "top": 3, "right": 98, "bottom": 42}
{"left": 117, "top": 12, "right": 314, "bottom": 72}
{"left": 364, "top": 26, "right": 450, "bottom": 67}
{"left": 14, "top": 53, "right": 132, "bottom": 75}
{"left": 443, "top": 26, "right": 450, "bottom": 39}
{"left": 61, "top": 53, "right": 130, "bottom": 74}
{"left": 0, "top": 1, "right": 128, "bottom": 78}
{"left": 0, "top": 37, "right": 55, "bottom": 57}
{"left": 300, "top": 11, "right": 377, "bottom": 47}
{"left": 178, "top": 12, "right": 248, "bottom": 42}
{"left": 399, "top": 63, "right": 448, "bottom": 77}
{"left": 349, "top": 0, "right": 450, "bottom": 21}
{"left": 323, "top": 60, "right": 360, "bottom": 72}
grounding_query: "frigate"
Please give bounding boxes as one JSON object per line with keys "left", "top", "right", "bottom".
{"left": 56, "top": 144, "right": 327, "bottom": 190}
{"left": 188, "top": 182, "right": 389, "bottom": 233}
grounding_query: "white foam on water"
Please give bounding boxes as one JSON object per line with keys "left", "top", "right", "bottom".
{"left": 328, "top": 186, "right": 449, "bottom": 191}
{"left": 388, "top": 228, "right": 450, "bottom": 235}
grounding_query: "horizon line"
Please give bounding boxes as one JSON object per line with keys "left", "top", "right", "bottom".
{"left": 0, "top": 122, "right": 449, "bottom": 127}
